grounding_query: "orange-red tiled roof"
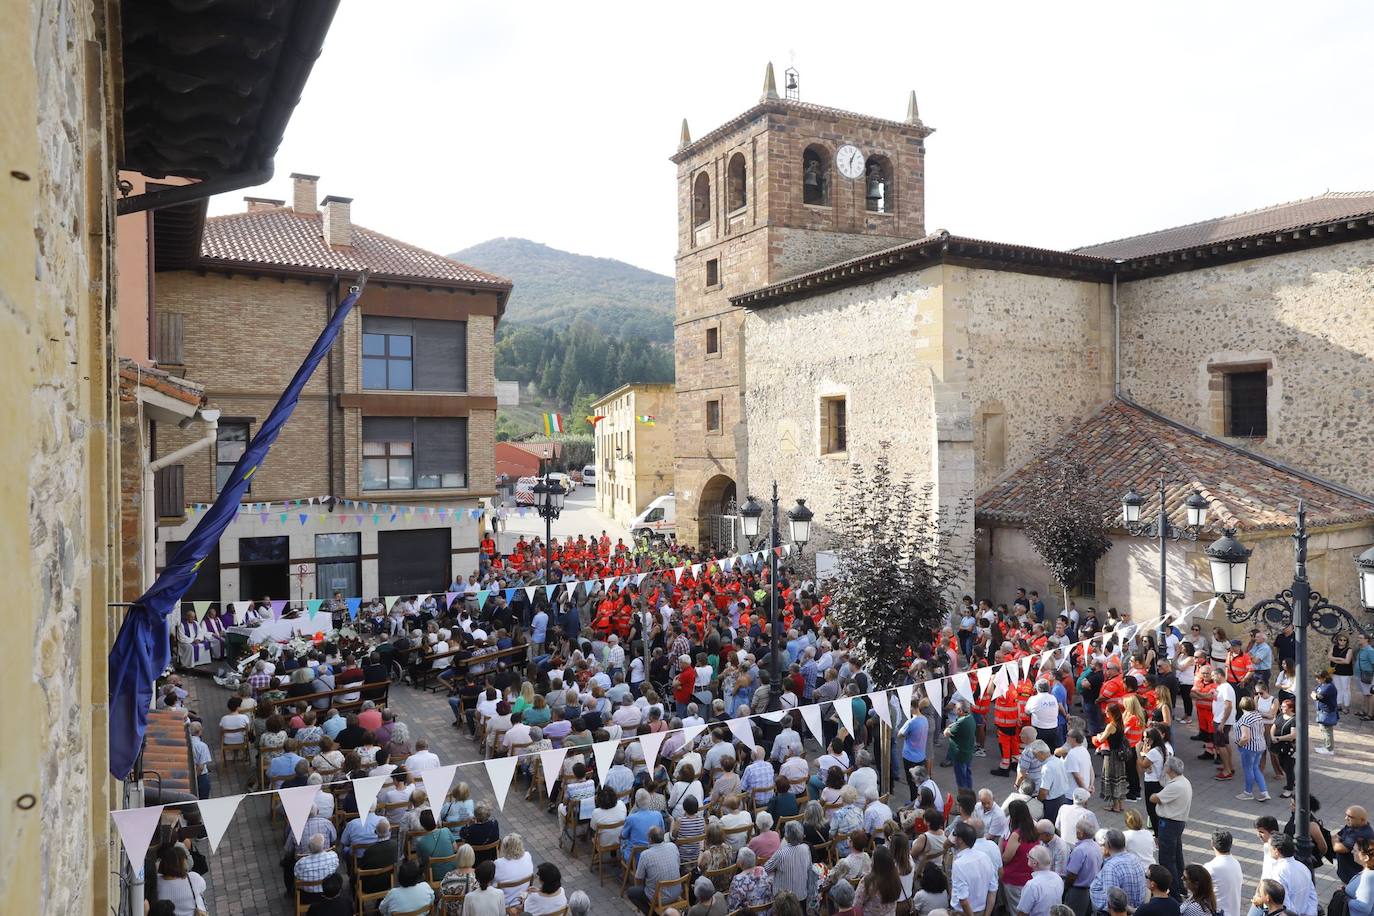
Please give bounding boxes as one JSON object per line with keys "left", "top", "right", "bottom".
{"left": 977, "top": 398, "right": 1374, "bottom": 532}
{"left": 199, "top": 206, "right": 512, "bottom": 290}
{"left": 142, "top": 709, "right": 194, "bottom": 796}
{"left": 117, "top": 357, "right": 205, "bottom": 407}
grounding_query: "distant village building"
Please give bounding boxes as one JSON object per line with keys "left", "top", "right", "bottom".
{"left": 673, "top": 65, "right": 1374, "bottom": 617}
{"left": 593, "top": 383, "right": 675, "bottom": 527}
{"left": 151, "top": 173, "right": 511, "bottom": 600}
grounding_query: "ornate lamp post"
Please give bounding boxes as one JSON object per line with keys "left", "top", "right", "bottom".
{"left": 739, "top": 484, "right": 814, "bottom": 685}
{"left": 531, "top": 467, "right": 567, "bottom": 583}
{"left": 1121, "top": 479, "right": 1211, "bottom": 656}
{"left": 1207, "top": 502, "right": 1374, "bottom": 865}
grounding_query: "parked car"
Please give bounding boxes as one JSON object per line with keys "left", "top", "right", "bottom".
{"left": 582, "top": 465, "right": 597, "bottom": 487}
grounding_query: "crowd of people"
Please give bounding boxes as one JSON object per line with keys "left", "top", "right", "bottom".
{"left": 148, "top": 530, "right": 1374, "bottom": 916}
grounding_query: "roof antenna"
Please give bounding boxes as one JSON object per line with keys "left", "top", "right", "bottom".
{"left": 785, "top": 51, "right": 799, "bottom": 101}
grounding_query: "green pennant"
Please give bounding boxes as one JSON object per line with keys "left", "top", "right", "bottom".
{"left": 192, "top": 600, "right": 212, "bottom": 621}
{"left": 477, "top": 589, "right": 489, "bottom": 610}
{"left": 306, "top": 598, "right": 324, "bottom": 619}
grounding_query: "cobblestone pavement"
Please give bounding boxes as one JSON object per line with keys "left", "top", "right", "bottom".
{"left": 186, "top": 673, "right": 1374, "bottom": 915}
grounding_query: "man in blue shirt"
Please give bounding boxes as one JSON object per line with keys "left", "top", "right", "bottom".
{"left": 1248, "top": 629, "right": 1274, "bottom": 685}
{"left": 620, "top": 789, "right": 667, "bottom": 862}
{"left": 266, "top": 741, "right": 305, "bottom": 781}
{"left": 339, "top": 811, "right": 383, "bottom": 858}
{"left": 1091, "top": 830, "right": 1148, "bottom": 912}
{"left": 898, "top": 697, "right": 929, "bottom": 802}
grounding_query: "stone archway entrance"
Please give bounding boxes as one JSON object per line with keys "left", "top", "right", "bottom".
{"left": 698, "top": 474, "right": 738, "bottom": 549}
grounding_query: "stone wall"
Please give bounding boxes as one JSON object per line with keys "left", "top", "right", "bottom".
{"left": 1119, "top": 239, "right": 1374, "bottom": 495}
{"left": 2, "top": 0, "right": 118, "bottom": 911}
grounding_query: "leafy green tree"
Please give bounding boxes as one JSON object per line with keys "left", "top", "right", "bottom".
{"left": 1021, "top": 454, "right": 1114, "bottom": 612}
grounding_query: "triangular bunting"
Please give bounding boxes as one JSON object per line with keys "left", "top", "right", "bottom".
{"left": 681, "top": 722, "right": 706, "bottom": 748}
{"left": 351, "top": 775, "right": 388, "bottom": 819}
{"left": 503, "top": 588, "right": 515, "bottom": 604}
{"left": 306, "top": 598, "right": 323, "bottom": 620}
{"left": 523, "top": 586, "right": 536, "bottom": 604}
{"left": 759, "top": 710, "right": 788, "bottom": 723}
{"left": 269, "top": 599, "right": 287, "bottom": 619}
{"left": 192, "top": 600, "right": 211, "bottom": 621}
{"left": 799, "top": 703, "right": 825, "bottom": 745}
{"left": 690, "top": 564, "right": 701, "bottom": 577}
{"left": 110, "top": 804, "right": 165, "bottom": 879}
{"left": 923, "top": 679, "right": 944, "bottom": 714}
{"left": 197, "top": 794, "right": 244, "bottom": 854}
{"left": 477, "top": 590, "right": 490, "bottom": 610}
{"left": 868, "top": 691, "right": 892, "bottom": 727}
{"left": 727, "top": 716, "right": 757, "bottom": 750}
{"left": 833, "top": 698, "right": 854, "bottom": 736}
{"left": 444, "top": 591, "right": 458, "bottom": 610}
{"left": 299, "top": 513, "right": 309, "bottom": 525}
{"left": 279, "top": 784, "right": 322, "bottom": 843}
{"left": 545, "top": 584, "right": 558, "bottom": 600}
{"left": 484, "top": 756, "right": 519, "bottom": 811}
{"left": 420, "top": 764, "right": 459, "bottom": 824}
{"left": 673, "top": 566, "right": 685, "bottom": 583}
{"left": 345, "top": 597, "right": 362, "bottom": 619}
{"left": 639, "top": 731, "right": 666, "bottom": 775}
{"left": 592, "top": 738, "right": 619, "bottom": 784}
{"left": 993, "top": 666, "right": 1010, "bottom": 700}
{"left": 538, "top": 747, "right": 569, "bottom": 798}
{"left": 896, "top": 683, "right": 914, "bottom": 713}
{"left": 384, "top": 596, "right": 399, "bottom": 611}
{"left": 951, "top": 673, "right": 973, "bottom": 703}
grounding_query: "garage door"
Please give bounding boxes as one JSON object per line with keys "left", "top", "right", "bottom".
{"left": 378, "top": 528, "right": 450, "bottom": 595}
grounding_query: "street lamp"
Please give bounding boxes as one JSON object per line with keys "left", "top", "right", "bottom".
{"left": 532, "top": 466, "right": 567, "bottom": 582}
{"left": 1121, "top": 478, "right": 1210, "bottom": 659}
{"left": 739, "top": 484, "right": 816, "bottom": 685}
{"left": 1207, "top": 501, "right": 1374, "bottom": 867}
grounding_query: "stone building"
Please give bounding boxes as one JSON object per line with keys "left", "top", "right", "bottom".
{"left": 670, "top": 63, "right": 933, "bottom": 545}
{"left": 151, "top": 173, "right": 511, "bottom": 601}
{"left": 593, "top": 383, "right": 675, "bottom": 526}
{"left": 676, "top": 67, "right": 1374, "bottom": 624}
{"left": 4, "top": 2, "right": 337, "bottom": 914}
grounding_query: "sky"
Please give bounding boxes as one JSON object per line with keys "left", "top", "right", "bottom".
{"left": 208, "top": 1, "right": 1374, "bottom": 277}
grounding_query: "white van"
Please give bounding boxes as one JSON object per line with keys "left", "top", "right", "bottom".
{"left": 582, "top": 465, "right": 596, "bottom": 487}
{"left": 630, "top": 494, "right": 676, "bottom": 540}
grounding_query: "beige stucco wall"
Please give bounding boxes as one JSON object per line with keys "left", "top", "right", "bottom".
{"left": 1119, "top": 239, "right": 1374, "bottom": 496}
{"left": 594, "top": 384, "right": 676, "bottom": 525}
{"left": 2, "top": 0, "right": 118, "bottom": 911}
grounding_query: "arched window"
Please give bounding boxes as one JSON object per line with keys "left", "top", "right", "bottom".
{"left": 692, "top": 172, "right": 711, "bottom": 227}
{"left": 726, "top": 153, "right": 747, "bottom": 212}
{"left": 865, "top": 154, "right": 894, "bottom": 213}
{"left": 802, "top": 145, "right": 830, "bottom": 206}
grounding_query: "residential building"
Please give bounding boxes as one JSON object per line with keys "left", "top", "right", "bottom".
{"left": 150, "top": 174, "right": 511, "bottom": 601}
{"left": 594, "top": 383, "right": 675, "bottom": 526}
{"left": 496, "top": 440, "right": 560, "bottom": 482}
{"left": 5, "top": 2, "right": 337, "bottom": 914}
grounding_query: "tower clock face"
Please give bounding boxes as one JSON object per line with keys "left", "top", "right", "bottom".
{"left": 836, "top": 145, "right": 866, "bottom": 180}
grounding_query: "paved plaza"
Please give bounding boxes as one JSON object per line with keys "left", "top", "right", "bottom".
{"left": 188, "top": 674, "right": 1374, "bottom": 916}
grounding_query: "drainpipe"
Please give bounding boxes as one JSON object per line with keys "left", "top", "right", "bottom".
{"left": 1112, "top": 265, "right": 1121, "bottom": 396}
{"left": 144, "top": 408, "right": 221, "bottom": 590}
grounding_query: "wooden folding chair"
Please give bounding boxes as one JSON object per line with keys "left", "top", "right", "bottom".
{"left": 354, "top": 863, "right": 396, "bottom": 906}
{"left": 619, "top": 844, "right": 648, "bottom": 895}
{"left": 426, "top": 851, "right": 460, "bottom": 884}
{"left": 651, "top": 874, "right": 691, "bottom": 916}
{"left": 721, "top": 823, "right": 753, "bottom": 848}
{"left": 496, "top": 873, "right": 531, "bottom": 905}
{"left": 467, "top": 840, "right": 500, "bottom": 863}
{"left": 703, "top": 863, "right": 738, "bottom": 894}
{"left": 830, "top": 832, "right": 853, "bottom": 865}
{"left": 590, "top": 818, "right": 625, "bottom": 885}
{"left": 388, "top": 906, "right": 431, "bottom": 916}
{"left": 557, "top": 799, "right": 585, "bottom": 855}
{"left": 745, "top": 901, "right": 773, "bottom": 916}
{"left": 404, "top": 828, "right": 434, "bottom": 858}
{"left": 526, "top": 757, "right": 547, "bottom": 801}
{"left": 292, "top": 888, "right": 310, "bottom": 916}
{"left": 777, "top": 813, "right": 803, "bottom": 831}
{"left": 811, "top": 837, "right": 835, "bottom": 866}
{"left": 356, "top": 888, "right": 390, "bottom": 916}
{"left": 220, "top": 728, "right": 249, "bottom": 767}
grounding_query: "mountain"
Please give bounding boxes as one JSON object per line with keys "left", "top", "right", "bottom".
{"left": 449, "top": 237, "right": 675, "bottom": 342}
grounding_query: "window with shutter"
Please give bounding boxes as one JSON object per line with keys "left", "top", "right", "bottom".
{"left": 413, "top": 319, "right": 466, "bottom": 391}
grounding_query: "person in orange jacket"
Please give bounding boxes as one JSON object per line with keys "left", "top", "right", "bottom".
{"left": 991, "top": 684, "right": 1022, "bottom": 776}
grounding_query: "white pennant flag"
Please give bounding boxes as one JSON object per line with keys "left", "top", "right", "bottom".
{"left": 279, "top": 784, "right": 322, "bottom": 843}
{"left": 993, "top": 665, "right": 1011, "bottom": 699}
{"left": 111, "top": 804, "right": 165, "bottom": 878}
{"left": 524, "top": 586, "right": 537, "bottom": 604}
{"left": 1020, "top": 656, "right": 1034, "bottom": 680}
{"left": 727, "top": 716, "right": 757, "bottom": 750}
{"left": 681, "top": 722, "right": 706, "bottom": 749}
{"left": 351, "top": 775, "right": 388, "bottom": 820}
{"left": 799, "top": 703, "right": 825, "bottom": 745}
{"left": 539, "top": 747, "right": 569, "bottom": 798}
{"left": 484, "top": 756, "right": 519, "bottom": 811}
{"left": 196, "top": 794, "right": 244, "bottom": 854}
{"left": 896, "top": 683, "right": 914, "bottom": 713}
{"left": 760, "top": 709, "right": 788, "bottom": 723}
{"left": 639, "top": 731, "right": 667, "bottom": 775}
{"left": 951, "top": 673, "right": 973, "bottom": 703}
{"left": 592, "top": 738, "right": 620, "bottom": 784}
{"left": 673, "top": 566, "right": 686, "bottom": 583}
{"left": 923, "top": 678, "right": 944, "bottom": 713}
{"left": 833, "top": 698, "right": 854, "bottom": 736}
{"left": 868, "top": 691, "right": 892, "bottom": 727}
{"left": 421, "top": 764, "right": 459, "bottom": 824}
{"left": 691, "top": 563, "right": 702, "bottom": 577}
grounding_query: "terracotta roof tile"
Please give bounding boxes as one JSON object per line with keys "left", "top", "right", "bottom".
{"left": 117, "top": 357, "right": 205, "bottom": 407}
{"left": 199, "top": 207, "right": 512, "bottom": 289}
{"left": 977, "top": 398, "right": 1374, "bottom": 532}
{"left": 1074, "top": 191, "right": 1374, "bottom": 259}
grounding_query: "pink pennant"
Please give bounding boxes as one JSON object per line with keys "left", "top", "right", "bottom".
{"left": 269, "top": 600, "right": 287, "bottom": 619}
{"left": 110, "top": 804, "right": 165, "bottom": 879}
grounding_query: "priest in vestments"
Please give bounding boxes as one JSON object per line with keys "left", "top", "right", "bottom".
{"left": 176, "top": 609, "right": 212, "bottom": 668}
{"left": 202, "top": 606, "right": 227, "bottom": 659}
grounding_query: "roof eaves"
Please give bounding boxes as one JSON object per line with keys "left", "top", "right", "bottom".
{"left": 671, "top": 98, "right": 933, "bottom": 164}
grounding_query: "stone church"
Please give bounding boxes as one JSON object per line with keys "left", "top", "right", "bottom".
{"left": 671, "top": 64, "right": 1374, "bottom": 618}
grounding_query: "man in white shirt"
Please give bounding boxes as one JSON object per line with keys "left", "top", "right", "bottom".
{"left": 1260, "top": 835, "right": 1318, "bottom": 916}
{"left": 779, "top": 748, "right": 809, "bottom": 795}
{"left": 1035, "top": 743, "right": 1073, "bottom": 825}
{"left": 769, "top": 720, "right": 802, "bottom": 763}
{"left": 1055, "top": 788, "right": 1093, "bottom": 845}
{"left": 975, "top": 789, "right": 1009, "bottom": 842}
{"left": 681, "top": 704, "right": 705, "bottom": 730}
{"left": 606, "top": 634, "right": 626, "bottom": 676}
{"left": 1212, "top": 670, "right": 1238, "bottom": 779}
{"left": 950, "top": 822, "right": 998, "bottom": 916}
{"left": 1062, "top": 729, "right": 1095, "bottom": 795}
{"left": 612, "top": 696, "right": 643, "bottom": 731}
{"left": 1205, "top": 829, "right": 1245, "bottom": 916}
{"left": 404, "top": 739, "right": 441, "bottom": 775}
{"left": 1025, "top": 681, "right": 1061, "bottom": 748}
{"left": 970, "top": 819, "right": 1004, "bottom": 881}
{"left": 1017, "top": 846, "right": 1065, "bottom": 916}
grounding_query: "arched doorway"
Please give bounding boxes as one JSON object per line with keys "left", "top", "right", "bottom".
{"left": 698, "top": 475, "right": 738, "bottom": 549}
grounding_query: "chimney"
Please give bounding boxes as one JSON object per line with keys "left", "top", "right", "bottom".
{"left": 244, "top": 196, "right": 285, "bottom": 212}
{"left": 290, "top": 172, "right": 319, "bottom": 214}
{"left": 321, "top": 195, "right": 353, "bottom": 247}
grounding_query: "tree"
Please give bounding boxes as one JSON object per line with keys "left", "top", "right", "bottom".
{"left": 826, "top": 444, "right": 973, "bottom": 675}
{"left": 1020, "top": 453, "right": 1114, "bottom": 613}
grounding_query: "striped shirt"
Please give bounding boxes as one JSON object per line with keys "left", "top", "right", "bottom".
{"left": 1236, "top": 711, "right": 1267, "bottom": 752}
{"left": 764, "top": 840, "right": 811, "bottom": 899}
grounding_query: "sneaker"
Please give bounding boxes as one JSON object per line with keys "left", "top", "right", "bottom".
{"left": 1236, "top": 792, "right": 1254, "bottom": 800}
{"left": 974, "top": 747, "right": 987, "bottom": 757}
{"left": 1257, "top": 793, "right": 1271, "bottom": 802}
{"left": 1314, "top": 747, "right": 1333, "bottom": 755}
{"left": 1215, "top": 772, "right": 1234, "bottom": 780}
{"left": 1281, "top": 790, "right": 1293, "bottom": 798}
